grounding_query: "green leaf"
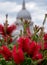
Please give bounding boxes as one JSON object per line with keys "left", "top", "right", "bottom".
{"left": 6, "top": 60, "right": 16, "bottom": 65}
{"left": 41, "top": 59, "right": 47, "bottom": 65}
{"left": 32, "top": 34, "right": 39, "bottom": 42}
{"left": 0, "top": 60, "right": 7, "bottom": 65}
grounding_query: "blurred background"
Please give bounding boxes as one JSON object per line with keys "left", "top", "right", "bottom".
{"left": 0, "top": 0, "right": 47, "bottom": 32}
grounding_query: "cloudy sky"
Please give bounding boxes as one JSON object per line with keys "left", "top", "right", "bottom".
{"left": 0, "top": 0, "right": 47, "bottom": 32}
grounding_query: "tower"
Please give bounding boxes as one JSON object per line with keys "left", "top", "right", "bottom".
{"left": 15, "top": 0, "right": 33, "bottom": 36}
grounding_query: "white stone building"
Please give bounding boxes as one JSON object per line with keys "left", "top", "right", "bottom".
{"left": 13, "top": 0, "right": 34, "bottom": 37}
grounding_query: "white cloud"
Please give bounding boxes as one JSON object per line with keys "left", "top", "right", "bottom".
{"left": 0, "top": 2, "right": 22, "bottom": 13}
{"left": 0, "top": 2, "right": 21, "bottom": 24}
{"left": 26, "top": 2, "right": 36, "bottom": 10}
{"left": 25, "top": 2, "right": 47, "bottom": 26}
{"left": 0, "top": 1, "right": 47, "bottom": 32}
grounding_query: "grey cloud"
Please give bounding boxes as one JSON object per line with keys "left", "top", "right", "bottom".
{"left": 0, "top": 11, "right": 17, "bottom": 18}
{"left": 0, "top": 0, "right": 47, "bottom": 7}
{"left": 0, "top": 0, "right": 47, "bottom": 30}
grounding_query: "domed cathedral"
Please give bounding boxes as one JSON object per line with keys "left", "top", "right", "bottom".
{"left": 17, "top": 0, "right": 31, "bottom": 20}
{"left": 15, "top": 0, "right": 33, "bottom": 36}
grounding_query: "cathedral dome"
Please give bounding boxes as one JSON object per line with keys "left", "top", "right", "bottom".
{"left": 17, "top": 0, "right": 31, "bottom": 20}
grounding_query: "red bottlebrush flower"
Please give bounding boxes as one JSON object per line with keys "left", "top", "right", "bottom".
{"left": 0, "top": 49, "right": 2, "bottom": 54}
{"left": 28, "top": 41, "right": 41, "bottom": 56}
{"left": 32, "top": 52, "right": 43, "bottom": 60}
{"left": 44, "top": 42, "right": 47, "bottom": 50}
{"left": 12, "top": 45, "right": 24, "bottom": 64}
{"left": 0, "top": 24, "right": 16, "bottom": 36}
{"left": 34, "top": 44, "right": 41, "bottom": 52}
{"left": 0, "top": 24, "right": 4, "bottom": 35}
{"left": 3, "top": 35, "right": 13, "bottom": 43}
{"left": 0, "top": 24, "right": 16, "bottom": 44}
{"left": 28, "top": 41, "right": 37, "bottom": 55}
{"left": 44, "top": 33, "right": 47, "bottom": 41}
{"left": 1, "top": 45, "right": 12, "bottom": 60}
{"left": 18, "top": 37, "right": 30, "bottom": 52}
{"left": 12, "top": 45, "right": 20, "bottom": 64}
{"left": 7, "top": 24, "right": 16, "bottom": 35}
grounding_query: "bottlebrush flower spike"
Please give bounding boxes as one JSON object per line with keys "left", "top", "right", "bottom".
{"left": 28, "top": 41, "right": 37, "bottom": 54}
{"left": 32, "top": 52, "right": 43, "bottom": 60}
{"left": 12, "top": 45, "right": 24, "bottom": 64}
{"left": 7, "top": 24, "right": 16, "bottom": 35}
{"left": 44, "top": 33, "right": 47, "bottom": 41}
{"left": 0, "top": 24, "right": 4, "bottom": 35}
{"left": 0, "top": 24, "right": 16, "bottom": 36}
{"left": 0, "top": 49, "right": 2, "bottom": 54}
{"left": 17, "top": 37, "right": 30, "bottom": 52}
{"left": 3, "top": 35, "right": 13, "bottom": 44}
{"left": 44, "top": 42, "right": 47, "bottom": 50}
{"left": 1, "top": 45, "right": 12, "bottom": 60}
{"left": 28, "top": 41, "right": 41, "bottom": 56}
